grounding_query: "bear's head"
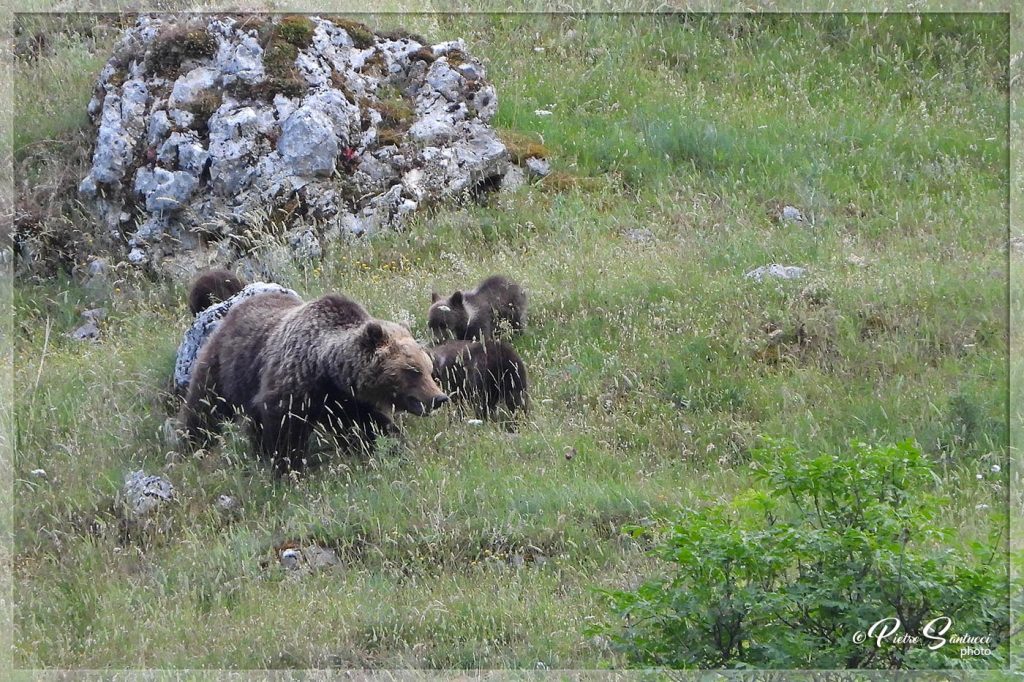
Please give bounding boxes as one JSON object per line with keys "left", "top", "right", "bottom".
{"left": 357, "top": 320, "right": 449, "bottom": 416}
{"left": 428, "top": 291, "right": 468, "bottom": 342}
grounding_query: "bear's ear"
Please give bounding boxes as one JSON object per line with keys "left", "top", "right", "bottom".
{"left": 450, "top": 291, "right": 464, "bottom": 306}
{"left": 361, "top": 322, "right": 388, "bottom": 351}
{"left": 431, "top": 291, "right": 440, "bottom": 303}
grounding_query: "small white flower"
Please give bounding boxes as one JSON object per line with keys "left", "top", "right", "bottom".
{"left": 534, "top": 109, "right": 553, "bottom": 117}
{"left": 976, "top": 473, "right": 984, "bottom": 480}
{"left": 991, "top": 464, "right": 1001, "bottom": 473}
{"left": 467, "top": 419, "right": 484, "bottom": 426}
{"left": 976, "top": 504, "right": 990, "bottom": 511}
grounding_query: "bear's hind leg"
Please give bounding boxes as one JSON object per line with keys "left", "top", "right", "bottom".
{"left": 179, "top": 353, "right": 225, "bottom": 449}
{"left": 259, "top": 399, "right": 315, "bottom": 477}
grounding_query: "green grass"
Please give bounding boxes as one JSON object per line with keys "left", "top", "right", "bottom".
{"left": 12, "top": 13, "right": 1009, "bottom": 669}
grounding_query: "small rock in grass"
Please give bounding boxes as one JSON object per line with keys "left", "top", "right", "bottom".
{"left": 121, "top": 470, "right": 175, "bottom": 520}
{"left": 534, "top": 109, "right": 553, "bottom": 117}
{"left": 280, "top": 548, "right": 301, "bottom": 570}
{"left": 499, "top": 165, "right": 526, "bottom": 193}
{"left": 466, "top": 419, "right": 484, "bottom": 426}
{"left": 780, "top": 205, "right": 803, "bottom": 222}
{"left": 29, "top": 468, "right": 47, "bottom": 479}
{"left": 278, "top": 544, "right": 339, "bottom": 574}
{"left": 215, "top": 494, "right": 240, "bottom": 513}
{"left": 127, "top": 248, "right": 148, "bottom": 265}
{"left": 744, "top": 264, "right": 807, "bottom": 282}
{"left": 70, "top": 321, "right": 100, "bottom": 342}
{"left": 87, "top": 258, "right": 109, "bottom": 277}
{"left": 81, "top": 307, "right": 107, "bottom": 323}
{"left": 524, "top": 157, "right": 551, "bottom": 178}
{"left": 624, "top": 228, "right": 654, "bottom": 243}
{"left": 303, "top": 545, "right": 340, "bottom": 570}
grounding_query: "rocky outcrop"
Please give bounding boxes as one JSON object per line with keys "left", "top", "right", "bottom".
{"left": 173, "top": 281, "right": 298, "bottom": 392}
{"left": 76, "top": 15, "right": 535, "bottom": 280}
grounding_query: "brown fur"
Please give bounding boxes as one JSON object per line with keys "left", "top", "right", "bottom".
{"left": 428, "top": 275, "right": 527, "bottom": 342}
{"left": 428, "top": 339, "right": 529, "bottom": 420}
{"left": 179, "top": 291, "right": 448, "bottom": 474}
{"left": 188, "top": 269, "right": 247, "bottom": 315}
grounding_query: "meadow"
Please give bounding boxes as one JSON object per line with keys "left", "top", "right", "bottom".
{"left": 12, "top": 13, "right": 1010, "bottom": 668}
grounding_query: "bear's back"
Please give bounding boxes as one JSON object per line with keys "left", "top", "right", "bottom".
{"left": 255, "top": 293, "right": 373, "bottom": 394}
{"left": 214, "top": 292, "right": 304, "bottom": 408}
{"left": 471, "top": 276, "right": 525, "bottom": 315}
{"left": 300, "top": 293, "right": 372, "bottom": 331}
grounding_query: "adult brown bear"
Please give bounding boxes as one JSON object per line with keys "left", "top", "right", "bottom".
{"left": 179, "top": 290, "right": 448, "bottom": 474}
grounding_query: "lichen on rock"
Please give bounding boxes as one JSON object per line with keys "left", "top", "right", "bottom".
{"left": 74, "top": 13, "right": 534, "bottom": 281}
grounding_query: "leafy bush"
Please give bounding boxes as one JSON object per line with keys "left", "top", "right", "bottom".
{"left": 595, "top": 439, "right": 1009, "bottom": 669}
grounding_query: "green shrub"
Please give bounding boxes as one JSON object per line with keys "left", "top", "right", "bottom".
{"left": 594, "top": 439, "right": 1010, "bottom": 669}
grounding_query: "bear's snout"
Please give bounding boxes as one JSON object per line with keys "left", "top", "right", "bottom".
{"left": 398, "top": 391, "right": 448, "bottom": 416}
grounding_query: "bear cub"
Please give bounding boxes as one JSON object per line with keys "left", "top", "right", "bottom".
{"left": 429, "top": 339, "right": 529, "bottom": 420}
{"left": 188, "top": 268, "right": 247, "bottom": 315}
{"left": 428, "top": 275, "right": 526, "bottom": 343}
{"left": 180, "top": 288, "right": 448, "bottom": 475}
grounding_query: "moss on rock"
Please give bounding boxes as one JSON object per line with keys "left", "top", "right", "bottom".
{"left": 326, "top": 17, "right": 376, "bottom": 50}
{"left": 186, "top": 90, "right": 224, "bottom": 134}
{"left": 377, "top": 27, "right": 428, "bottom": 44}
{"left": 277, "top": 15, "right": 315, "bottom": 49}
{"left": 146, "top": 25, "right": 217, "bottom": 77}
{"left": 443, "top": 49, "right": 469, "bottom": 67}
{"left": 262, "top": 40, "right": 307, "bottom": 98}
{"left": 376, "top": 127, "right": 404, "bottom": 147}
{"left": 497, "top": 129, "right": 551, "bottom": 164}
{"left": 363, "top": 85, "right": 414, "bottom": 129}
{"left": 410, "top": 46, "right": 436, "bottom": 63}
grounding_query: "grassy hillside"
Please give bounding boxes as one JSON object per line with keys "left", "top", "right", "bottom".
{"left": 13, "top": 13, "right": 1009, "bottom": 668}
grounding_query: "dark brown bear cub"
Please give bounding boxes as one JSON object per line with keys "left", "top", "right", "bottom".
{"left": 187, "top": 269, "right": 247, "bottom": 315}
{"left": 180, "top": 291, "right": 448, "bottom": 474}
{"left": 428, "top": 275, "right": 526, "bottom": 342}
{"left": 429, "top": 339, "right": 528, "bottom": 420}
